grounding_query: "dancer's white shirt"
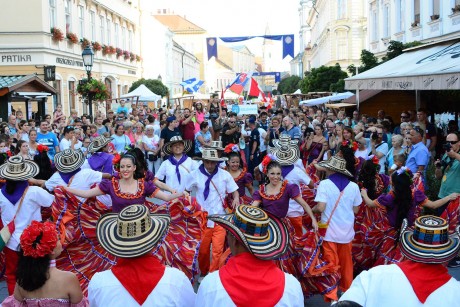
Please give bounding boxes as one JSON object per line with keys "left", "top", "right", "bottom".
{"left": 340, "top": 264, "right": 460, "bottom": 307}
{"left": 88, "top": 267, "right": 195, "bottom": 307}
{"left": 195, "top": 270, "right": 304, "bottom": 307}
{"left": 185, "top": 167, "right": 238, "bottom": 227}
{"left": 155, "top": 156, "right": 198, "bottom": 193}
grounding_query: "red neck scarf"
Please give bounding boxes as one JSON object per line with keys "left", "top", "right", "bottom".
{"left": 219, "top": 252, "right": 285, "bottom": 307}
{"left": 112, "top": 254, "right": 165, "bottom": 305}
{"left": 397, "top": 260, "right": 452, "bottom": 303}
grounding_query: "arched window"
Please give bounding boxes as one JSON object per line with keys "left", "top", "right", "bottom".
{"left": 336, "top": 30, "right": 348, "bottom": 60}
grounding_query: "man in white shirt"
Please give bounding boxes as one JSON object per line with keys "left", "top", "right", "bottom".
{"left": 88, "top": 205, "right": 195, "bottom": 306}
{"left": 184, "top": 148, "right": 239, "bottom": 281}
{"left": 196, "top": 205, "right": 304, "bottom": 307}
{"left": 313, "top": 156, "right": 362, "bottom": 304}
{"left": 340, "top": 216, "right": 460, "bottom": 307}
{"left": 59, "top": 125, "right": 82, "bottom": 151}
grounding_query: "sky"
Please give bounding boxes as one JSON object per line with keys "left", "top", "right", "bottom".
{"left": 154, "top": 0, "right": 301, "bottom": 70}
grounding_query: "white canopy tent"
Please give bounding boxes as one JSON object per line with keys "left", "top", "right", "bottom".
{"left": 299, "top": 91, "right": 355, "bottom": 106}
{"left": 120, "top": 84, "right": 161, "bottom": 103}
{"left": 345, "top": 40, "right": 460, "bottom": 90}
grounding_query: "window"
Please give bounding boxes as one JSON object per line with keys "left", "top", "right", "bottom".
{"left": 52, "top": 80, "right": 61, "bottom": 109}
{"left": 78, "top": 5, "right": 84, "bottom": 37}
{"left": 128, "top": 29, "right": 133, "bottom": 50}
{"left": 414, "top": 0, "right": 420, "bottom": 23}
{"left": 49, "top": 0, "right": 56, "bottom": 28}
{"left": 383, "top": 4, "right": 390, "bottom": 37}
{"left": 106, "top": 20, "right": 111, "bottom": 45}
{"left": 122, "top": 27, "right": 126, "bottom": 49}
{"left": 68, "top": 81, "right": 75, "bottom": 110}
{"left": 457, "top": 0, "right": 460, "bottom": 6}
{"left": 90, "top": 11, "right": 95, "bottom": 41}
{"left": 336, "top": 31, "right": 348, "bottom": 60}
{"left": 100, "top": 16, "right": 105, "bottom": 44}
{"left": 396, "top": 0, "right": 404, "bottom": 32}
{"left": 64, "top": 0, "right": 72, "bottom": 32}
{"left": 337, "top": 0, "right": 346, "bottom": 19}
{"left": 432, "top": 0, "right": 440, "bottom": 16}
{"left": 372, "top": 10, "right": 378, "bottom": 41}
{"left": 114, "top": 24, "right": 119, "bottom": 47}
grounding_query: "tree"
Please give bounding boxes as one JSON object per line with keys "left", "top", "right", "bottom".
{"left": 277, "top": 75, "right": 301, "bottom": 94}
{"left": 128, "top": 78, "right": 169, "bottom": 97}
{"left": 300, "top": 63, "right": 348, "bottom": 93}
{"left": 382, "top": 40, "right": 423, "bottom": 62}
{"left": 347, "top": 50, "right": 380, "bottom": 76}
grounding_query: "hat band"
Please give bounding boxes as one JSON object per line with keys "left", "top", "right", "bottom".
{"left": 232, "top": 214, "right": 269, "bottom": 239}
{"left": 413, "top": 228, "right": 450, "bottom": 248}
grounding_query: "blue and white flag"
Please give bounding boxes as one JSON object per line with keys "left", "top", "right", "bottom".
{"left": 182, "top": 78, "right": 204, "bottom": 93}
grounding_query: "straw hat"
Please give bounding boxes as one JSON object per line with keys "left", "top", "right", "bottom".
{"left": 161, "top": 136, "right": 192, "bottom": 156}
{"left": 208, "top": 205, "right": 289, "bottom": 260}
{"left": 268, "top": 135, "right": 300, "bottom": 166}
{"left": 0, "top": 156, "right": 39, "bottom": 181}
{"left": 317, "top": 156, "right": 352, "bottom": 177}
{"left": 200, "top": 148, "right": 228, "bottom": 162}
{"left": 54, "top": 149, "right": 86, "bottom": 173}
{"left": 96, "top": 204, "right": 171, "bottom": 258}
{"left": 400, "top": 215, "right": 460, "bottom": 264}
{"left": 209, "top": 140, "right": 225, "bottom": 151}
{"left": 88, "top": 135, "right": 113, "bottom": 153}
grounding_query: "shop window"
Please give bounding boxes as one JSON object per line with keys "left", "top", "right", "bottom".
{"left": 52, "top": 80, "right": 61, "bottom": 109}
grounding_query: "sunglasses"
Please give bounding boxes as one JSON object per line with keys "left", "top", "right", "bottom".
{"left": 446, "top": 141, "right": 458, "bottom": 145}
{"left": 413, "top": 127, "right": 425, "bottom": 137}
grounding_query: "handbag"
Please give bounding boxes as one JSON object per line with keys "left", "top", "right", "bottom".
{"left": 0, "top": 187, "right": 29, "bottom": 251}
{"left": 317, "top": 190, "right": 344, "bottom": 237}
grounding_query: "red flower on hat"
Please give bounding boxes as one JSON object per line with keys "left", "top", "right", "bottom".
{"left": 20, "top": 221, "right": 58, "bottom": 258}
{"left": 6, "top": 151, "right": 12, "bottom": 157}
{"left": 37, "top": 144, "right": 49, "bottom": 153}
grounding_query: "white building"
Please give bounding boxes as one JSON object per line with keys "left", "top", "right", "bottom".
{"left": 302, "top": 0, "right": 368, "bottom": 72}
{"left": 368, "top": 0, "right": 460, "bottom": 56}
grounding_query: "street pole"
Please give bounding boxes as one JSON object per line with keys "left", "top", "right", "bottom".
{"left": 87, "top": 71, "right": 93, "bottom": 118}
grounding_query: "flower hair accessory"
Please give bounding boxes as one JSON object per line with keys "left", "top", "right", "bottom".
{"left": 366, "top": 154, "right": 379, "bottom": 166}
{"left": 20, "top": 221, "right": 58, "bottom": 258}
{"left": 341, "top": 140, "right": 358, "bottom": 152}
{"left": 37, "top": 144, "right": 49, "bottom": 154}
{"left": 224, "top": 143, "right": 239, "bottom": 154}
{"left": 112, "top": 153, "right": 121, "bottom": 171}
{"left": 261, "top": 153, "right": 275, "bottom": 174}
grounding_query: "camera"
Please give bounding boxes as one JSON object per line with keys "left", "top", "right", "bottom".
{"left": 210, "top": 113, "right": 218, "bottom": 119}
{"left": 236, "top": 120, "right": 244, "bottom": 126}
{"left": 363, "top": 131, "right": 372, "bottom": 138}
{"left": 443, "top": 143, "right": 452, "bottom": 151}
{"left": 371, "top": 133, "right": 379, "bottom": 140}
{"left": 328, "top": 132, "right": 333, "bottom": 137}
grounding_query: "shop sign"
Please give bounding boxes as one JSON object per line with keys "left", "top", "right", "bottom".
{"left": 55, "top": 57, "right": 84, "bottom": 67}
{"left": 1, "top": 54, "right": 32, "bottom": 63}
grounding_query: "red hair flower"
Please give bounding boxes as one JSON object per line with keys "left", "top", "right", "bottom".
{"left": 224, "top": 143, "right": 239, "bottom": 154}
{"left": 261, "top": 153, "right": 275, "bottom": 174}
{"left": 352, "top": 141, "right": 358, "bottom": 152}
{"left": 341, "top": 140, "right": 358, "bottom": 152}
{"left": 20, "top": 221, "right": 58, "bottom": 258}
{"left": 112, "top": 153, "right": 121, "bottom": 171}
{"left": 37, "top": 144, "right": 49, "bottom": 153}
{"left": 6, "top": 150, "right": 12, "bottom": 157}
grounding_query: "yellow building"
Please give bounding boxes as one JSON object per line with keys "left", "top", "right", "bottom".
{"left": 0, "top": 0, "right": 140, "bottom": 119}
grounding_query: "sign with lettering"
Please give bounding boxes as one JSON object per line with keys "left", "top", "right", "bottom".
{"left": 55, "top": 57, "right": 84, "bottom": 67}
{"left": 44, "top": 66, "right": 56, "bottom": 82}
{"left": 232, "top": 104, "right": 258, "bottom": 115}
{"left": 1, "top": 55, "right": 32, "bottom": 63}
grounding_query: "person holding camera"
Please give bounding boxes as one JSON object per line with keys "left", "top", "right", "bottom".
{"left": 221, "top": 113, "right": 241, "bottom": 147}
{"left": 435, "top": 133, "right": 460, "bottom": 201}
{"left": 265, "top": 116, "right": 284, "bottom": 147}
{"left": 356, "top": 125, "right": 388, "bottom": 174}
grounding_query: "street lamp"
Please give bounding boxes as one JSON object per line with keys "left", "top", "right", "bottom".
{"left": 157, "top": 74, "right": 162, "bottom": 82}
{"left": 82, "top": 46, "right": 94, "bottom": 117}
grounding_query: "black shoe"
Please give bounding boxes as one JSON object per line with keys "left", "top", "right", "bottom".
{"left": 448, "top": 256, "right": 460, "bottom": 268}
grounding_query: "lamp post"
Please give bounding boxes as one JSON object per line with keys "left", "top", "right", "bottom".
{"left": 82, "top": 46, "right": 94, "bottom": 117}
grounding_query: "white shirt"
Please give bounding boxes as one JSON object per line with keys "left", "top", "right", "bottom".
{"left": 355, "top": 147, "right": 370, "bottom": 160}
{"left": 59, "top": 138, "right": 82, "bottom": 151}
{"left": 258, "top": 128, "right": 267, "bottom": 152}
{"left": 185, "top": 167, "right": 238, "bottom": 227}
{"left": 365, "top": 139, "right": 389, "bottom": 174}
{"left": 195, "top": 270, "right": 304, "bottom": 307}
{"left": 314, "top": 178, "right": 362, "bottom": 243}
{"left": 340, "top": 264, "right": 460, "bottom": 307}
{"left": 155, "top": 156, "right": 197, "bottom": 193}
{"left": 0, "top": 186, "right": 54, "bottom": 250}
{"left": 142, "top": 134, "right": 160, "bottom": 151}
{"left": 45, "top": 169, "right": 111, "bottom": 207}
{"left": 88, "top": 267, "right": 195, "bottom": 307}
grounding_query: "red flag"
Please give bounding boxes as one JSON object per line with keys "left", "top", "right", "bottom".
{"left": 249, "top": 78, "right": 261, "bottom": 97}
{"left": 220, "top": 88, "right": 226, "bottom": 107}
{"left": 228, "top": 73, "right": 249, "bottom": 95}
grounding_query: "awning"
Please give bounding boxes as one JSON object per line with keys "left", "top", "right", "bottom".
{"left": 345, "top": 40, "right": 460, "bottom": 90}
{"left": 325, "top": 102, "right": 357, "bottom": 108}
{"left": 15, "top": 92, "right": 52, "bottom": 99}
{"left": 300, "top": 91, "right": 355, "bottom": 106}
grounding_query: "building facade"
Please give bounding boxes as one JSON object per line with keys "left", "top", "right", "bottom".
{"left": 0, "top": 0, "right": 140, "bottom": 117}
{"left": 302, "top": 0, "right": 368, "bottom": 72}
{"left": 368, "top": 0, "right": 460, "bottom": 56}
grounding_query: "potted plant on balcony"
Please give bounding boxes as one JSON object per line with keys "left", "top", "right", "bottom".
{"left": 51, "top": 27, "right": 64, "bottom": 42}
{"left": 66, "top": 32, "right": 79, "bottom": 44}
{"left": 136, "top": 55, "right": 142, "bottom": 62}
{"left": 129, "top": 52, "right": 136, "bottom": 62}
{"left": 92, "top": 41, "right": 102, "bottom": 51}
{"left": 123, "top": 50, "right": 130, "bottom": 60}
{"left": 77, "top": 78, "right": 110, "bottom": 102}
{"left": 116, "top": 48, "right": 123, "bottom": 58}
{"left": 430, "top": 14, "right": 440, "bottom": 21}
{"left": 452, "top": 4, "right": 460, "bottom": 14}
{"left": 80, "top": 38, "right": 90, "bottom": 49}
{"left": 108, "top": 46, "right": 116, "bottom": 55}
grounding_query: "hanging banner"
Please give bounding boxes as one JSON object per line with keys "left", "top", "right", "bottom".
{"left": 207, "top": 35, "right": 294, "bottom": 60}
{"left": 250, "top": 72, "right": 281, "bottom": 83}
{"left": 231, "top": 104, "right": 258, "bottom": 115}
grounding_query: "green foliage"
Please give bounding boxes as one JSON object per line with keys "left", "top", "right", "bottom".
{"left": 300, "top": 63, "right": 348, "bottom": 93}
{"left": 347, "top": 50, "right": 380, "bottom": 76}
{"left": 77, "top": 78, "right": 109, "bottom": 101}
{"left": 425, "top": 163, "right": 441, "bottom": 201}
{"left": 129, "top": 78, "right": 168, "bottom": 97}
{"left": 277, "top": 75, "right": 301, "bottom": 94}
{"left": 382, "top": 40, "right": 423, "bottom": 62}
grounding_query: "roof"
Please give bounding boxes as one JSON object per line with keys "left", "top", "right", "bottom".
{"left": 216, "top": 59, "right": 233, "bottom": 71}
{"left": 154, "top": 15, "right": 206, "bottom": 34}
{"left": 345, "top": 40, "right": 460, "bottom": 90}
{"left": 0, "top": 75, "right": 27, "bottom": 88}
{"left": 343, "top": 90, "right": 382, "bottom": 103}
{"left": 172, "top": 40, "right": 199, "bottom": 61}
{"left": 0, "top": 74, "right": 57, "bottom": 95}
